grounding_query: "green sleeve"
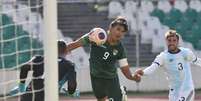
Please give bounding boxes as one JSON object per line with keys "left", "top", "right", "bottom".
{"left": 118, "top": 43, "right": 127, "bottom": 59}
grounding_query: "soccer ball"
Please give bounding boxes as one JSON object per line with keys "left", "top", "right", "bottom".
{"left": 88, "top": 27, "right": 107, "bottom": 45}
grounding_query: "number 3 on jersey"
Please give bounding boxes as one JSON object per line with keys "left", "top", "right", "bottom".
{"left": 178, "top": 63, "right": 183, "bottom": 70}
{"left": 103, "top": 52, "right": 110, "bottom": 60}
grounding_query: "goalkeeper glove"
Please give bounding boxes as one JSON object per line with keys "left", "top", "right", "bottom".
{"left": 19, "top": 83, "right": 26, "bottom": 92}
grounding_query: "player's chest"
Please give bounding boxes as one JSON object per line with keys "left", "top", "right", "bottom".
{"left": 92, "top": 45, "right": 120, "bottom": 59}
{"left": 164, "top": 54, "right": 188, "bottom": 71}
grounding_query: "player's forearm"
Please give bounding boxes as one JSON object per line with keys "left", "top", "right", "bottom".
{"left": 66, "top": 39, "right": 83, "bottom": 53}
{"left": 143, "top": 63, "right": 159, "bottom": 76}
{"left": 120, "top": 66, "right": 134, "bottom": 80}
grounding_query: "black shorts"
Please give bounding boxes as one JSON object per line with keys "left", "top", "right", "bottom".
{"left": 90, "top": 74, "right": 122, "bottom": 101}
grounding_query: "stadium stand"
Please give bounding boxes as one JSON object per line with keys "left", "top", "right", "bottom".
{"left": 151, "top": 0, "right": 201, "bottom": 50}
{"left": 57, "top": 1, "right": 158, "bottom": 66}
{"left": 190, "top": 0, "right": 201, "bottom": 12}
{"left": 174, "top": 0, "right": 188, "bottom": 12}
{"left": 108, "top": 0, "right": 123, "bottom": 19}
{"left": 3, "top": 0, "right": 201, "bottom": 68}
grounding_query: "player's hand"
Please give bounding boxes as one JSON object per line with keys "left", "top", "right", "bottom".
{"left": 132, "top": 73, "right": 141, "bottom": 82}
{"left": 135, "top": 68, "right": 144, "bottom": 76}
{"left": 19, "top": 83, "right": 26, "bottom": 92}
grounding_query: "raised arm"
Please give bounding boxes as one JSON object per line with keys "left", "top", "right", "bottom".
{"left": 65, "top": 38, "right": 83, "bottom": 54}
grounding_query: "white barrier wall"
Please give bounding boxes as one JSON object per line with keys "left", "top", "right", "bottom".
{"left": 1, "top": 65, "right": 201, "bottom": 94}
{"left": 77, "top": 65, "right": 201, "bottom": 92}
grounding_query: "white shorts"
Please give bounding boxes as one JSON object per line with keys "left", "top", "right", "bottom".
{"left": 169, "top": 89, "right": 194, "bottom": 101}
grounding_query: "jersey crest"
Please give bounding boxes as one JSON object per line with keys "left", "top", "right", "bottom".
{"left": 113, "top": 49, "right": 118, "bottom": 56}
{"left": 169, "top": 58, "right": 174, "bottom": 62}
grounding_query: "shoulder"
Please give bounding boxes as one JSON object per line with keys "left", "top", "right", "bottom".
{"left": 179, "top": 47, "right": 190, "bottom": 51}
{"left": 179, "top": 47, "right": 193, "bottom": 54}
{"left": 157, "top": 51, "right": 166, "bottom": 57}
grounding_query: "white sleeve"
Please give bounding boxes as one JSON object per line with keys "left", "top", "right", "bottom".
{"left": 194, "top": 58, "right": 201, "bottom": 67}
{"left": 187, "top": 49, "right": 201, "bottom": 66}
{"left": 143, "top": 63, "right": 160, "bottom": 76}
{"left": 143, "top": 53, "right": 164, "bottom": 76}
{"left": 187, "top": 49, "right": 197, "bottom": 62}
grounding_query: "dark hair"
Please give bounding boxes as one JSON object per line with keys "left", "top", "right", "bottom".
{"left": 110, "top": 17, "right": 128, "bottom": 32}
{"left": 58, "top": 40, "right": 66, "bottom": 54}
{"left": 165, "top": 30, "right": 179, "bottom": 40}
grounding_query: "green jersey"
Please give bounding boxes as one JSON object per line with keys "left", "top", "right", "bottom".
{"left": 81, "top": 34, "right": 127, "bottom": 79}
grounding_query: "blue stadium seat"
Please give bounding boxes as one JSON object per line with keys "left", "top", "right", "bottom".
{"left": 196, "top": 12, "right": 201, "bottom": 25}
{"left": 162, "top": 15, "right": 177, "bottom": 29}
{"left": 3, "top": 40, "right": 16, "bottom": 54}
{"left": 195, "top": 40, "right": 201, "bottom": 50}
{"left": 2, "top": 14, "right": 13, "bottom": 25}
{"left": 17, "top": 36, "right": 31, "bottom": 51}
{"left": 3, "top": 24, "right": 16, "bottom": 40}
{"left": 191, "top": 24, "right": 201, "bottom": 39}
{"left": 4, "top": 54, "right": 17, "bottom": 68}
{"left": 183, "top": 30, "right": 199, "bottom": 48}
{"left": 167, "top": 7, "right": 182, "bottom": 23}
{"left": 175, "top": 23, "right": 186, "bottom": 36}
{"left": 150, "top": 8, "right": 165, "bottom": 22}
{"left": 179, "top": 17, "right": 193, "bottom": 31}
{"left": 0, "top": 58, "right": 2, "bottom": 68}
{"left": 18, "top": 52, "right": 31, "bottom": 64}
{"left": 32, "top": 39, "right": 43, "bottom": 49}
{"left": 183, "top": 8, "right": 197, "bottom": 22}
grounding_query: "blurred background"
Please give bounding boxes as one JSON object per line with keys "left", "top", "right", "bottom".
{"left": 1, "top": 0, "right": 201, "bottom": 99}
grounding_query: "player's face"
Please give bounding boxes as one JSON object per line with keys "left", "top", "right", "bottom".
{"left": 166, "top": 36, "right": 179, "bottom": 52}
{"left": 109, "top": 25, "right": 126, "bottom": 42}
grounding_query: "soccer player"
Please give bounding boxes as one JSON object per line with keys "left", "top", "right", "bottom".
{"left": 134, "top": 30, "right": 201, "bottom": 101}
{"left": 18, "top": 40, "right": 77, "bottom": 101}
{"left": 65, "top": 17, "right": 140, "bottom": 101}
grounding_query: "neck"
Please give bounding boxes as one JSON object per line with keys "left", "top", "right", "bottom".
{"left": 168, "top": 48, "right": 180, "bottom": 54}
{"left": 107, "top": 35, "right": 117, "bottom": 45}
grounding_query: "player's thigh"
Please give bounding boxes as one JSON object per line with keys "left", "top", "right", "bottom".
{"left": 107, "top": 76, "right": 122, "bottom": 101}
{"left": 177, "top": 90, "right": 195, "bottom": 101}
{"left": 91, "top": 75, "right": 107, "bottom": 99}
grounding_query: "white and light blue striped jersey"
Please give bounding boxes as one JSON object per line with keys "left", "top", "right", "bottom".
{"left": 144, "top": 47, "right": 200, "bottom": 93}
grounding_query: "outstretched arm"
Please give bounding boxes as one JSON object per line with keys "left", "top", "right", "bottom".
{"left": 135, "top": 53, "right": 164, "bottom": 77}
{"left": 120, "top": 65, "right": 140, "bottom": 82}
{"left": 142, "top": 62, "right": 160, "bottom": 76}
{"left": 65, "top": 38, "right": 83, "bottom": 54}
{"left": 133, "top": 63, "right": 160, "bottom": 83}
